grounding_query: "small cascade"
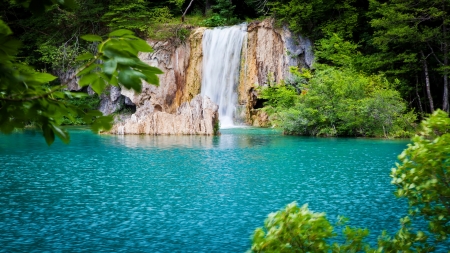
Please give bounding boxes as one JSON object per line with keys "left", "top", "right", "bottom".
{"left": 201, "top": 24, "right": 247, "bottom": 128}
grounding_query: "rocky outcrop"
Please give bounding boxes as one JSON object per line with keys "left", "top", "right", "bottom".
{"left": 60, "top": 20, "right": 313, "bottom": 132}
{"left": 238, "top": 19, "right": 313, "bottom": 126}
{"left": 98, "top": 86, "right": 124, "bottom": 115}
{"left": 108, "top": 95, "right": 219, "bottom": 135}
{"left": 183, "top": 28, "right": 206, "bottom": 102}
{"left": 55, "top": 68, "right": 80, "bottom": 91}
{"left": 120, "top": 28, "right": 206, "bottom": 116}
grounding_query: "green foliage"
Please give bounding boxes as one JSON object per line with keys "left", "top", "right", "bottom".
{"left": 250, "top": 202, "right": 371, "bottom": 253}
{"left": 201, "top": 14, "right": 227, "bottom": 27}
{"left": 201, "top": 0, "right": 240, "bottom": 27}
{"left": 76, "top": 29, "right": 163, "bottom": 94}
{"left": 262, "top": 66, "right": 416, "bottom": 137}
{"left": 259, "top": 82, "right": 298, "bottom": 115}
{"left": 102, "top": 1, "right": 173, "bottom": 37}
{"left": 0, "top": 16, "right": 161, "bottom": 145}
{"left": 250, "top": 113, "right": 450, "bottom": 252}
{"left": 391, "top": 110, "right": 450, "bottom": 242}
{"left": 270, "top": 0, "right": 362, "bottom": 40}
{"left": 315, "top": 33, "right": 360, "bottom": 68}
{"left": 60, "top": 94, "right": 101, "bottom": 125}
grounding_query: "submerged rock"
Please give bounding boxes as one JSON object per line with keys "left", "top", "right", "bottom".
{"left": 108, "top": 95, "right": 219, "bottom": 135}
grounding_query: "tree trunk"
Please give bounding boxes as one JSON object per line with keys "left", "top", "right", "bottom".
{"left": 181, "top": 0, "right": 195, "bottom": 23}
{"left": 421, "top": 50, "right": 435, "bottom": 113}
{"left": 416, "top": 74, "right": 424, "bottom": 114}
{"left": 443, "top": 16, "right": 449, "bottom": 112}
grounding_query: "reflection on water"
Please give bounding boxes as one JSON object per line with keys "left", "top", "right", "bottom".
{"left": 0, "top": 128, "right": 425, "bottom": 252}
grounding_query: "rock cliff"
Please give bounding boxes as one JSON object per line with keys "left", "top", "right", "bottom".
{"left": 238, "top": 19, "right": 313, "bottom": 126}
{"left": 60, "top": 19, "right": 313, "bottom": 133}
{"left": 108, "top": 95, "right": 219, "bottom": 135}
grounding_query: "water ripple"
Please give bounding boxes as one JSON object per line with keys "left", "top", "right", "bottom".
{"left": 0, "top": 128, "right": 416, "bottom": 252}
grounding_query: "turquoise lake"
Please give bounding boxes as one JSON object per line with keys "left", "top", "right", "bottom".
{"left": 0, "top": 128, "right": 412, "bottom": 252}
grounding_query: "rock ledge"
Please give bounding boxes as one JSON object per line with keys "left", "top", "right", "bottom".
{"left": 108, "top": 95, "right": 219, "bottom": 135}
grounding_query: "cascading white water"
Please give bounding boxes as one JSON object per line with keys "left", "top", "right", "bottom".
{"left": 201, "top": 24, "right": 247, "bottom": 128}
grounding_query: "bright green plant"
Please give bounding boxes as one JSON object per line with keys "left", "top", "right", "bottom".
{"left": 201, "top": 14, "right": 227, "bottom": 27}
{"left": 102, "top": 1, "right": 173, "bottom": 37}
{"left": 264, "top": 66, "right": 416, "bottom": 137}
{"left": 391, "top": 109, "right": 450, "bottom": 242}
{"left": 250, "top": 202, "right": 371, "bottom": 253}
{"left": 76, "top": 29, "right": 162, "bottom": 94}
{"left": 0, "top": 17, "right": 162, "bottom": 145}
{"left": 259, "top": 82, "right": 298, "bottom": 115}
{"left": 250, "top": 112, "right": 449, "bottom": 252}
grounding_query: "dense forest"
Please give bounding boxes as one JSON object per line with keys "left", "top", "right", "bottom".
{"left": 1, "top": 0, "right": 449, "bottom": 139}
{"left": 1, "top": 0, "right": 448, "bottom": 114}
{"left": 0, "top": 0, "right": 449, "bottom": 137}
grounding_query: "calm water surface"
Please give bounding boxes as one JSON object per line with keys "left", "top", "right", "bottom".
{"left": 0, "top": 128, "right": 411, "bottom": 252}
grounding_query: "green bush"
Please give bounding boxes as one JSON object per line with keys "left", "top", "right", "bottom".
{"left": 250, "top": 112, "right": 449, "bottom": 252}
{"left": 60, "top": 94, "right": 101, "bottom": 125}
{"left": 262, "top": 66, "right": 416, "bottom": 137}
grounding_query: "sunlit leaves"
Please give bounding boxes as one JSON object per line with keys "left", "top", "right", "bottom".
{"left": 0, "top": 20, "right": 159, "bottom": 145}
{"left": 80, "top": 34, "right": 102, "bottom": 42}
{"left": 77, "top": 28, "right": 162, "bottom": 94}
{"left": 250, "top": 202, "right": 372, "bottom": 253}
{"left": 263, "top": 66, "right": 416, "bottom": 137}
{"left": 392, "top": 110, "right": 450, "bottom": 242}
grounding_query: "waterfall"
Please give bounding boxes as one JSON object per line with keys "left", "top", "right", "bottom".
{"left": 201, "top": 24, "right": 247, "bottom": 128}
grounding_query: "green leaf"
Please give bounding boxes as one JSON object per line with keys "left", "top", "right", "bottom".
{"left": 128, "top": 39, "right": 153, "bottom": 52}
{"left": 79, "top": 73, "right": 98, "bottom": 87}
{"left": 76, "top": 52, "right": 94, "bottom": 61}
{"left": 118, "top": 69, "right": 142, "bottom": 92}
{"left": 91, "top": 115, "right": 113, "bottom": 133}
{"left": 108, "top": 29, "right": 134, "bottom": 37}
{"left": 140, "top": 69, "right": 160, "bottom": 86}
{"left": 103, "top": 60, "right": 117, "bottom": 76}
{"left": 50, "top": 123, "right": 70, "bottom": 144}
{"left": 77, "top": 63, "right": 97, "bottom": 76}
{"left": 42, "top": 123, "right": 55, "bottom": 146}
{"left": 91, "top": 77, "right": 106, "bottom": 94}
{"left": 109, "top": 74, "right": 119, "bottom": 86}
{"left": 81, "top": 34, "right": 102, "bottom": 42}
{"left": 29, "top": 72, "right": 57, "bottom": 84}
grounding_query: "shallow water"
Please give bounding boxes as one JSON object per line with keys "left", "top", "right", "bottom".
{"left": 0, "top": 128, "right": 413, "bottom": 252}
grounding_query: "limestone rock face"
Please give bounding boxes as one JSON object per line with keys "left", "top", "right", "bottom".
{"left": 109, "top": 95, "right": 219, "bottom": 135}
{"left": 55, "top": 68, "right": 80, "bottom": 91}
{"left": 98, "top": 86, "right": 125, "bottom": 115}
{"left": 184, "top": 28, "right": 206, "bottom": 102}
{"left": 121, "top": 28, "right": 206, "bottom": 117}
{"left": 238, "top": 19, "right": 313, "bottom": 126}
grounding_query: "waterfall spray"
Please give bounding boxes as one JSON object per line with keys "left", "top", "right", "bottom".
{"left": 201, "top": 24, "right": 247, "bottom": 128}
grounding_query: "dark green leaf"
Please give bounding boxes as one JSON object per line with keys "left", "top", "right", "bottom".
{"left": 118, "top": 69, "right": 142, "bottom": 92}
{"left": 76, "top": 52, "right": 94, "bottom": 61}
{"left": 109, "top": 29, "right": 134, "bottom": 37}
{"left": 77, "top": 63, "right": 97, "bottom": 76}
{"left": 79, "top": 73, "right": 98, "bottom": 87}
{"left": 50, "top": 123, "right": 70, "bottom": 144}
{"left": 91, "top": 115, "right": 113, "bottom": 133}
{"left": 103, "top": 60, "right": 117, "bottom": 76}
{"left": 140, "top": 69, "right": 160, "bottom": 86}
{"left": 91, "top": 77, "right": 106, "bottom": 94}
{"left": 81, "top": 34, "right": 102, "bottom": 42}
{"left": 128, "top": 39, "right": 153, "bottom": 52}
{"left": 42, "top": 123, "right": 55, "bottom": 146}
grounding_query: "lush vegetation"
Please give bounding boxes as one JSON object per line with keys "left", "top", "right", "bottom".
{"left": 250, "top": 110, "right": 450, "bottom": 252}
{"left": 0, "top": 1, "right": 161, "bottom": 145}
{"left": 2, "top": 0, "right": 449, "bottom": 123}
{"left": 260, "top": 66, "right": 416, "bottom": 137}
